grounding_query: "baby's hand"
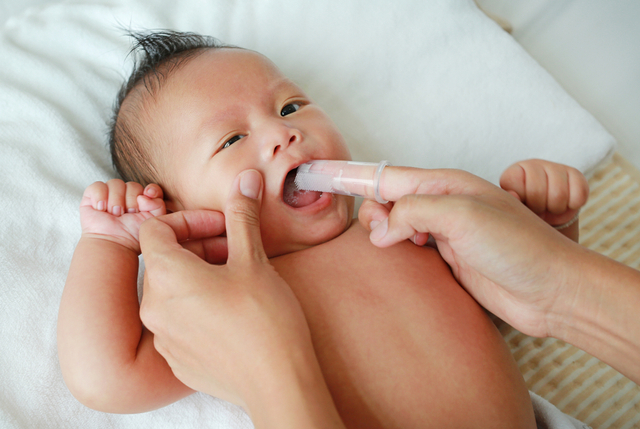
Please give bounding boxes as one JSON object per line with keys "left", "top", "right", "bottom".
{"left": 499, "top": 159, "right": 589, "bottom": 227}
{"left": 79, "top": 180, "right": 166, "bottom": 253}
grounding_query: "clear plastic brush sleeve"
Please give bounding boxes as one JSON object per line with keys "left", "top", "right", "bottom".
{"left": 294, "top": 160, "right": 391, "bottom": 204}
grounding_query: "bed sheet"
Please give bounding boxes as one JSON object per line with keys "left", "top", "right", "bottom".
{"left": 0, "top": 0, "right": 617, "bottom": 428}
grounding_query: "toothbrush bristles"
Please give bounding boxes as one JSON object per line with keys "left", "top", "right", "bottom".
{"left": 294, "top": 170, "right": 333, "bottom": 193}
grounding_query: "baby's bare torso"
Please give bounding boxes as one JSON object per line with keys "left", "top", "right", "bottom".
{"left": 271, "top": 221, "right": 535, "bottom": 429}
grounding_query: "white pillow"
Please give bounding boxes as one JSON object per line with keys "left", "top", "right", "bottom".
{"left": 0, "top": 1, "right": 615, "bottom": 428}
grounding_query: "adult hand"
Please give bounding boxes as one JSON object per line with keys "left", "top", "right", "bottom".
{"left": 358, "top": 167, "right": 587, "bottom": 338}
{"left": 359, "top": 166, "right": 640, "bottom": 385}
{"left": 139, "top": 170, "right": 344, "bottom": 428}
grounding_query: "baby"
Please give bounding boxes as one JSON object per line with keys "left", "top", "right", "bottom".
{"left": 58, "top": 31, "right": 588, "bottom": 428}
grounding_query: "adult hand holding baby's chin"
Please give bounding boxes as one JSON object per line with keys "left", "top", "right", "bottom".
{"left": 139, "top": 170, "right": 343, "bottom": 428}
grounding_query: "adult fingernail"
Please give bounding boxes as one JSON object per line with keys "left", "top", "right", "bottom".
{"left": 370, "top": 217, "right": 388, "bottom": 241}
{"left": 239, "top": 170, "right": 261, "bottom": 199}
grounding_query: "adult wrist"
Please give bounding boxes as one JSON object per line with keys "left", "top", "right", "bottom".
{"left": 546, "top": 245, "right": 640, "bottom": 383}
{"left": 546, "top": 244, "right": 611, "bottom": 340}
{"left": 244, "top": 346, "right": 345, "bottom": 429}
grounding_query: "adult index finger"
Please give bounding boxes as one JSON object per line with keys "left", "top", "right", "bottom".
{"left": 369, "top": 193, "right": 494, "bottom": 248}
{"left": 140, "top": 210, "right": 226, "bottom": 256}
{"left": 378, "top": 167, "right": 497, "bottom": 203}
{"left": 140, "top": 211, "right": 225, "bottom": 304}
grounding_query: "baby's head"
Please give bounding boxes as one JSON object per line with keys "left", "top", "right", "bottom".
{"left": 109, "top": 31, "right": 353, "bottom": 257}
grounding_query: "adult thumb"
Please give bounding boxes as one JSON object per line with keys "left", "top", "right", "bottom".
{"left": 224, "top": 169, "right": 269, "bottom": 265}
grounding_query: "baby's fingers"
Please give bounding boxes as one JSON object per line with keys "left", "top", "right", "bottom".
{"left": 124, "top": 182, "right": 144, "bottom": 213}
{"left": 521, "top": 163, "right": 550, "bottom": 214}
{"left": 544, "top": 166, "right": 571, "bottom": 215}
{"left": 137, "top": 192, "right": 166, "bottom": 217}
{"left": 138, "top": 184, "right": 166, "bottom": 216}
{"left": 104, "top": 179, "right": 127, "bottom": 216}
{"left": 499, "top": 164, "right": 527, "bottom": 203}
{"left": 143, "top": 184, "right": 164, "bottom": 200}
{"left": 568, "top": 168, "right": 589, "bottom": 210}
{"left": 500, "top": 162, "right": 550, "bottom": 213}
{"left": 81, "top": 181, "right": 109, "bottom": 211}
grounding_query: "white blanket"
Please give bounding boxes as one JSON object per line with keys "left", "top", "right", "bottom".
{"left": 0, "top": 0, "right": 614, "bottom": 427}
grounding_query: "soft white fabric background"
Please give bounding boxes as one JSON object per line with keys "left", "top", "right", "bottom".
{"left": 477, "top": 0, "right": 640, "bottom": 171}
{"left": 4, "top": 0, "right": 636, "bottom": 168}
{"left": 0, "top": 0, "right": 615, "bottom": 428}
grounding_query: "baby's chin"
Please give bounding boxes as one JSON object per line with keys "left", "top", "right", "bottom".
{"left": 261, "top": 214, "right": 354, "bottom": 258}
{"left": 261, "top": 232, "right": 344, "bottom": 259}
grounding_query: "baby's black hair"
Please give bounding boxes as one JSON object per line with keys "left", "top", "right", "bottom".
{"left": 108, "top": 30, "right": 232, "bottom": 187}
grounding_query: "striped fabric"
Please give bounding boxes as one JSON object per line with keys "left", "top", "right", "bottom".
{"left": 495, "top": 153, "right": 640, "bottom": 429}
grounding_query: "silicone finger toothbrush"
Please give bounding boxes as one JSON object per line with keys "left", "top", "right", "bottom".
{"left": 294, "top": 160, "right": 391, "bottom": 204}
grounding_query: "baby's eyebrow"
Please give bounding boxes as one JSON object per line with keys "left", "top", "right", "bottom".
{"left": 195, "top": 79, "right": 304, "bottom": 135}
{"left": 270, "top": 77, "right": 305, "bottom": 97}
{"left": 191, "top": 110, "right": 243, "bottom": 155}
{"left": 198, "top": 106, "right": 244, "bottom": 133}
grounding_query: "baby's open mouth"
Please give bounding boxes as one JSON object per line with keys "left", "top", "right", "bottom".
{"left": 283, "top": 168, "right": 323, "bottom": 208}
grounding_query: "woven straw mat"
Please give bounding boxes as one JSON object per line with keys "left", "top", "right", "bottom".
{"left": 493, "top": 153, "right": 640, "bottom": 428}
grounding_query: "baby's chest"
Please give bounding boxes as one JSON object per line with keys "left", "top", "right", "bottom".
{"left": 272, "top": 229, "right": 464, "bottom": 341}
{"left": 271, "top": 228, "right": 498, "bottom": 426}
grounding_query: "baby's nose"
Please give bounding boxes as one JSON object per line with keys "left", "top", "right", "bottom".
{"left": 265, "top": 126, "right": 301, "bottom": 157}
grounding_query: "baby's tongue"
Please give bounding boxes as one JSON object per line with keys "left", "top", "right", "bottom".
{"left": 283, "top": 169, "right": 322, "bottom": 208}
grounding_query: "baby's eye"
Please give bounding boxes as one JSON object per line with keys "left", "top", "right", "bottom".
{"left": 222, "top": 135, "right": 245, "bottom": 149}
{"left": 280, "top": 103, "right": 301, "bottom": 117}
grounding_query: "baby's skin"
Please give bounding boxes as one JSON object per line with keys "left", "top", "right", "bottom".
{"left": 58, "top": 33, "right": 589, "bottom": 427}
{"left": 59, "top": 158, "right": 588, "bottom": 428}
{"left": 272, "top": 220, "right": 534, "bottom": 427}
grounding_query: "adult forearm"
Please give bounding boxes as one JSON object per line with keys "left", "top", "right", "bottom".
{"left": 549, "top": 245, "right": 640, "bottom": 384}
{"left": 244, "top": 348, "right": 346, "bottom": 429}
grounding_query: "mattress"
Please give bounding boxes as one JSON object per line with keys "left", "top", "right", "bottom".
{"left": 495, "top": 152, "right": 640, "bottom": 429}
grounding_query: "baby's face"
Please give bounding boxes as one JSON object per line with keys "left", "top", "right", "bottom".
{"left": 148, "top": 48, "right": 353, "bottom": 257}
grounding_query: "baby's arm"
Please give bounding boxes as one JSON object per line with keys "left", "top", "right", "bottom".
{"left": 499, "top": 159, "right": 589, "bottom": 242}
{"left": 58, "top": 180, "right": 193, "bottom": 413}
